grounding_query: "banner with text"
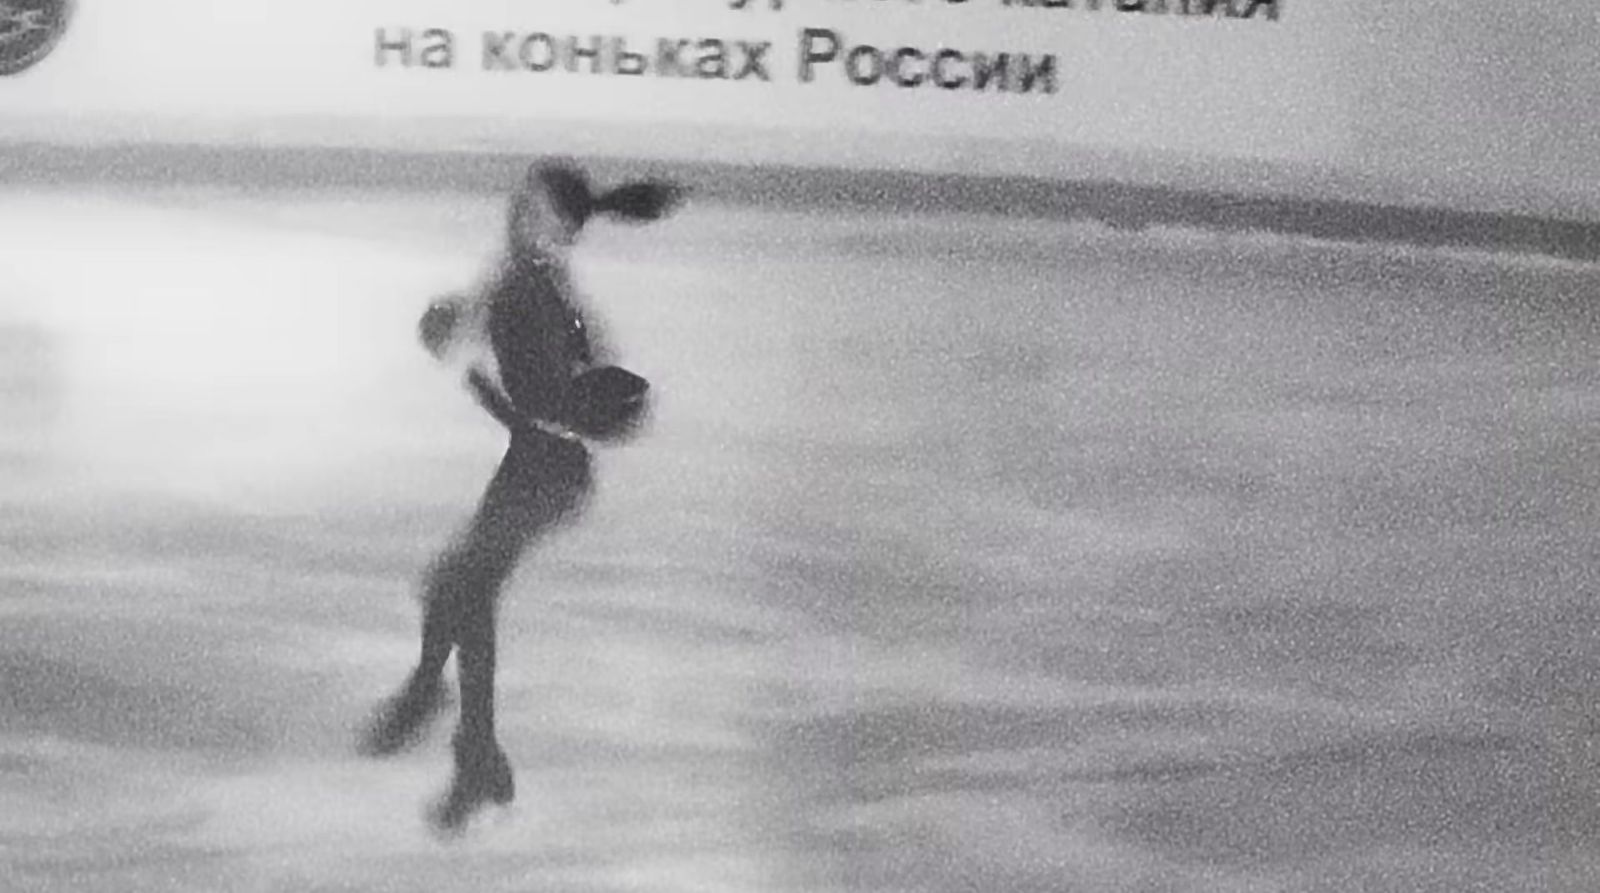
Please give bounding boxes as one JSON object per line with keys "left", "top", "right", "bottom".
{"left": 1, "top": 1, "right": 1594, "bottom": 218}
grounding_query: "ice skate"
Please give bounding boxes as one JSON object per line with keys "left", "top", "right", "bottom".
{"left": 428, "top": 737, "right": 515, "bottom": 835}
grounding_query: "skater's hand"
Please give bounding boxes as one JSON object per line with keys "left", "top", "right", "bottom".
{"left": 419, "top": 297, "right": 465, "bottom": 360}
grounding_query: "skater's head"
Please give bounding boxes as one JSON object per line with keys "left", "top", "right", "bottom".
{"left": 505, "top": 159, "right": 684, "bottom": 262}
{"left": 506, "top": 160, "right": 587, "bottom": 256}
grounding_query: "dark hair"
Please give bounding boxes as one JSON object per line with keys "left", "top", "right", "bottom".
{"left": 536, "top": 162, "right": 596, "bottom": 229}
{"left": 591, "top": 181, "right": 684, "bottom": 223}
{"left": 528, "top": 160, "right": 684, "bottom": 230}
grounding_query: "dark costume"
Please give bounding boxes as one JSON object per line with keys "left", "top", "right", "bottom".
{"left": 360, "top": 161, "right": 676, "bottom": 834}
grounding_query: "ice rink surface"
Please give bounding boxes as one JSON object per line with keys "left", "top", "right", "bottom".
{"left": 2, "top": 183, "right": 1599, "bottom": 892}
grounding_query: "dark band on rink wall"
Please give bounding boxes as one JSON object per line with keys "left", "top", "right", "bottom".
{"left": 1, "top": 141, "right": 1596, "bottom": 265}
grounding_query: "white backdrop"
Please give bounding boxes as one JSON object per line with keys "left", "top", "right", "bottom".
{"left": 2, "top": 0, "right": 1595, "bottom": 220}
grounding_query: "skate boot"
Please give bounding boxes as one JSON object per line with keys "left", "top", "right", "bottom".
{"left": 357, "top": 674, "right": 451, "bottom": 758}
{"left": 429, "top": 734, "right": 515, "bottom": 835}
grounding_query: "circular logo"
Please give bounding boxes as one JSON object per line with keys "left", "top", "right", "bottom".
{"left": 0, "top": 0, "right": 72, "bottom": 76}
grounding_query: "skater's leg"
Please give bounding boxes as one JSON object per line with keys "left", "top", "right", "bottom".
{"left": 357, "top": 543, "right": 483, "bottom": 758}
{"left": 455, "top": 590, "right": 500, "bottom": 749}
{"left": 431, "top": 590, "right": 515, "bottom": 833}
{"left": 358, "top": 430, "right": 533, "bottom": 760}
{"left": 428, "top": 435, "right": 592, "bottom": 833}
{"left": 415, "top": 586, "right": 457, "bottom": 680}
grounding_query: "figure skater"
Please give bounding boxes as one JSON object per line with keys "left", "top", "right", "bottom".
{"left": 358, "top": 158, "right": 682, "bottom": 834}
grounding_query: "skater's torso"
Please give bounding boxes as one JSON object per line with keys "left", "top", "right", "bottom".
{"left": 482, "top": 251, "right": 595, "bottom": 431}
{"left": 468, "top": 251, "right": 597, "bottom": 528}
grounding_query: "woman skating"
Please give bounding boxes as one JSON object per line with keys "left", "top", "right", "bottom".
{"left": 358, "top": 159, "right": 681, "bottom": 834}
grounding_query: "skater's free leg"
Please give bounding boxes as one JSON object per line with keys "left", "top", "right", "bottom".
{"left": 416, "top": 534, "right": 492, "bottom": 682}
{"left": 357, "top": 569, "right": 458, "bottom": 757}
{"left": 358, "top": 527, "right": 485, "bottom": 756}
{"left": 415, "top": 587, "right": 457, "bottom": 682}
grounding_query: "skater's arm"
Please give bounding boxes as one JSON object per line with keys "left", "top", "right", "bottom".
{"left": 465, "top": 366, "right": 523, "bottom": 431}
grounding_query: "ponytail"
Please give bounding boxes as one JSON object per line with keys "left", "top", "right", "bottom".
{"left": 591, "top": 181, "right": 684, "bottom": 223}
